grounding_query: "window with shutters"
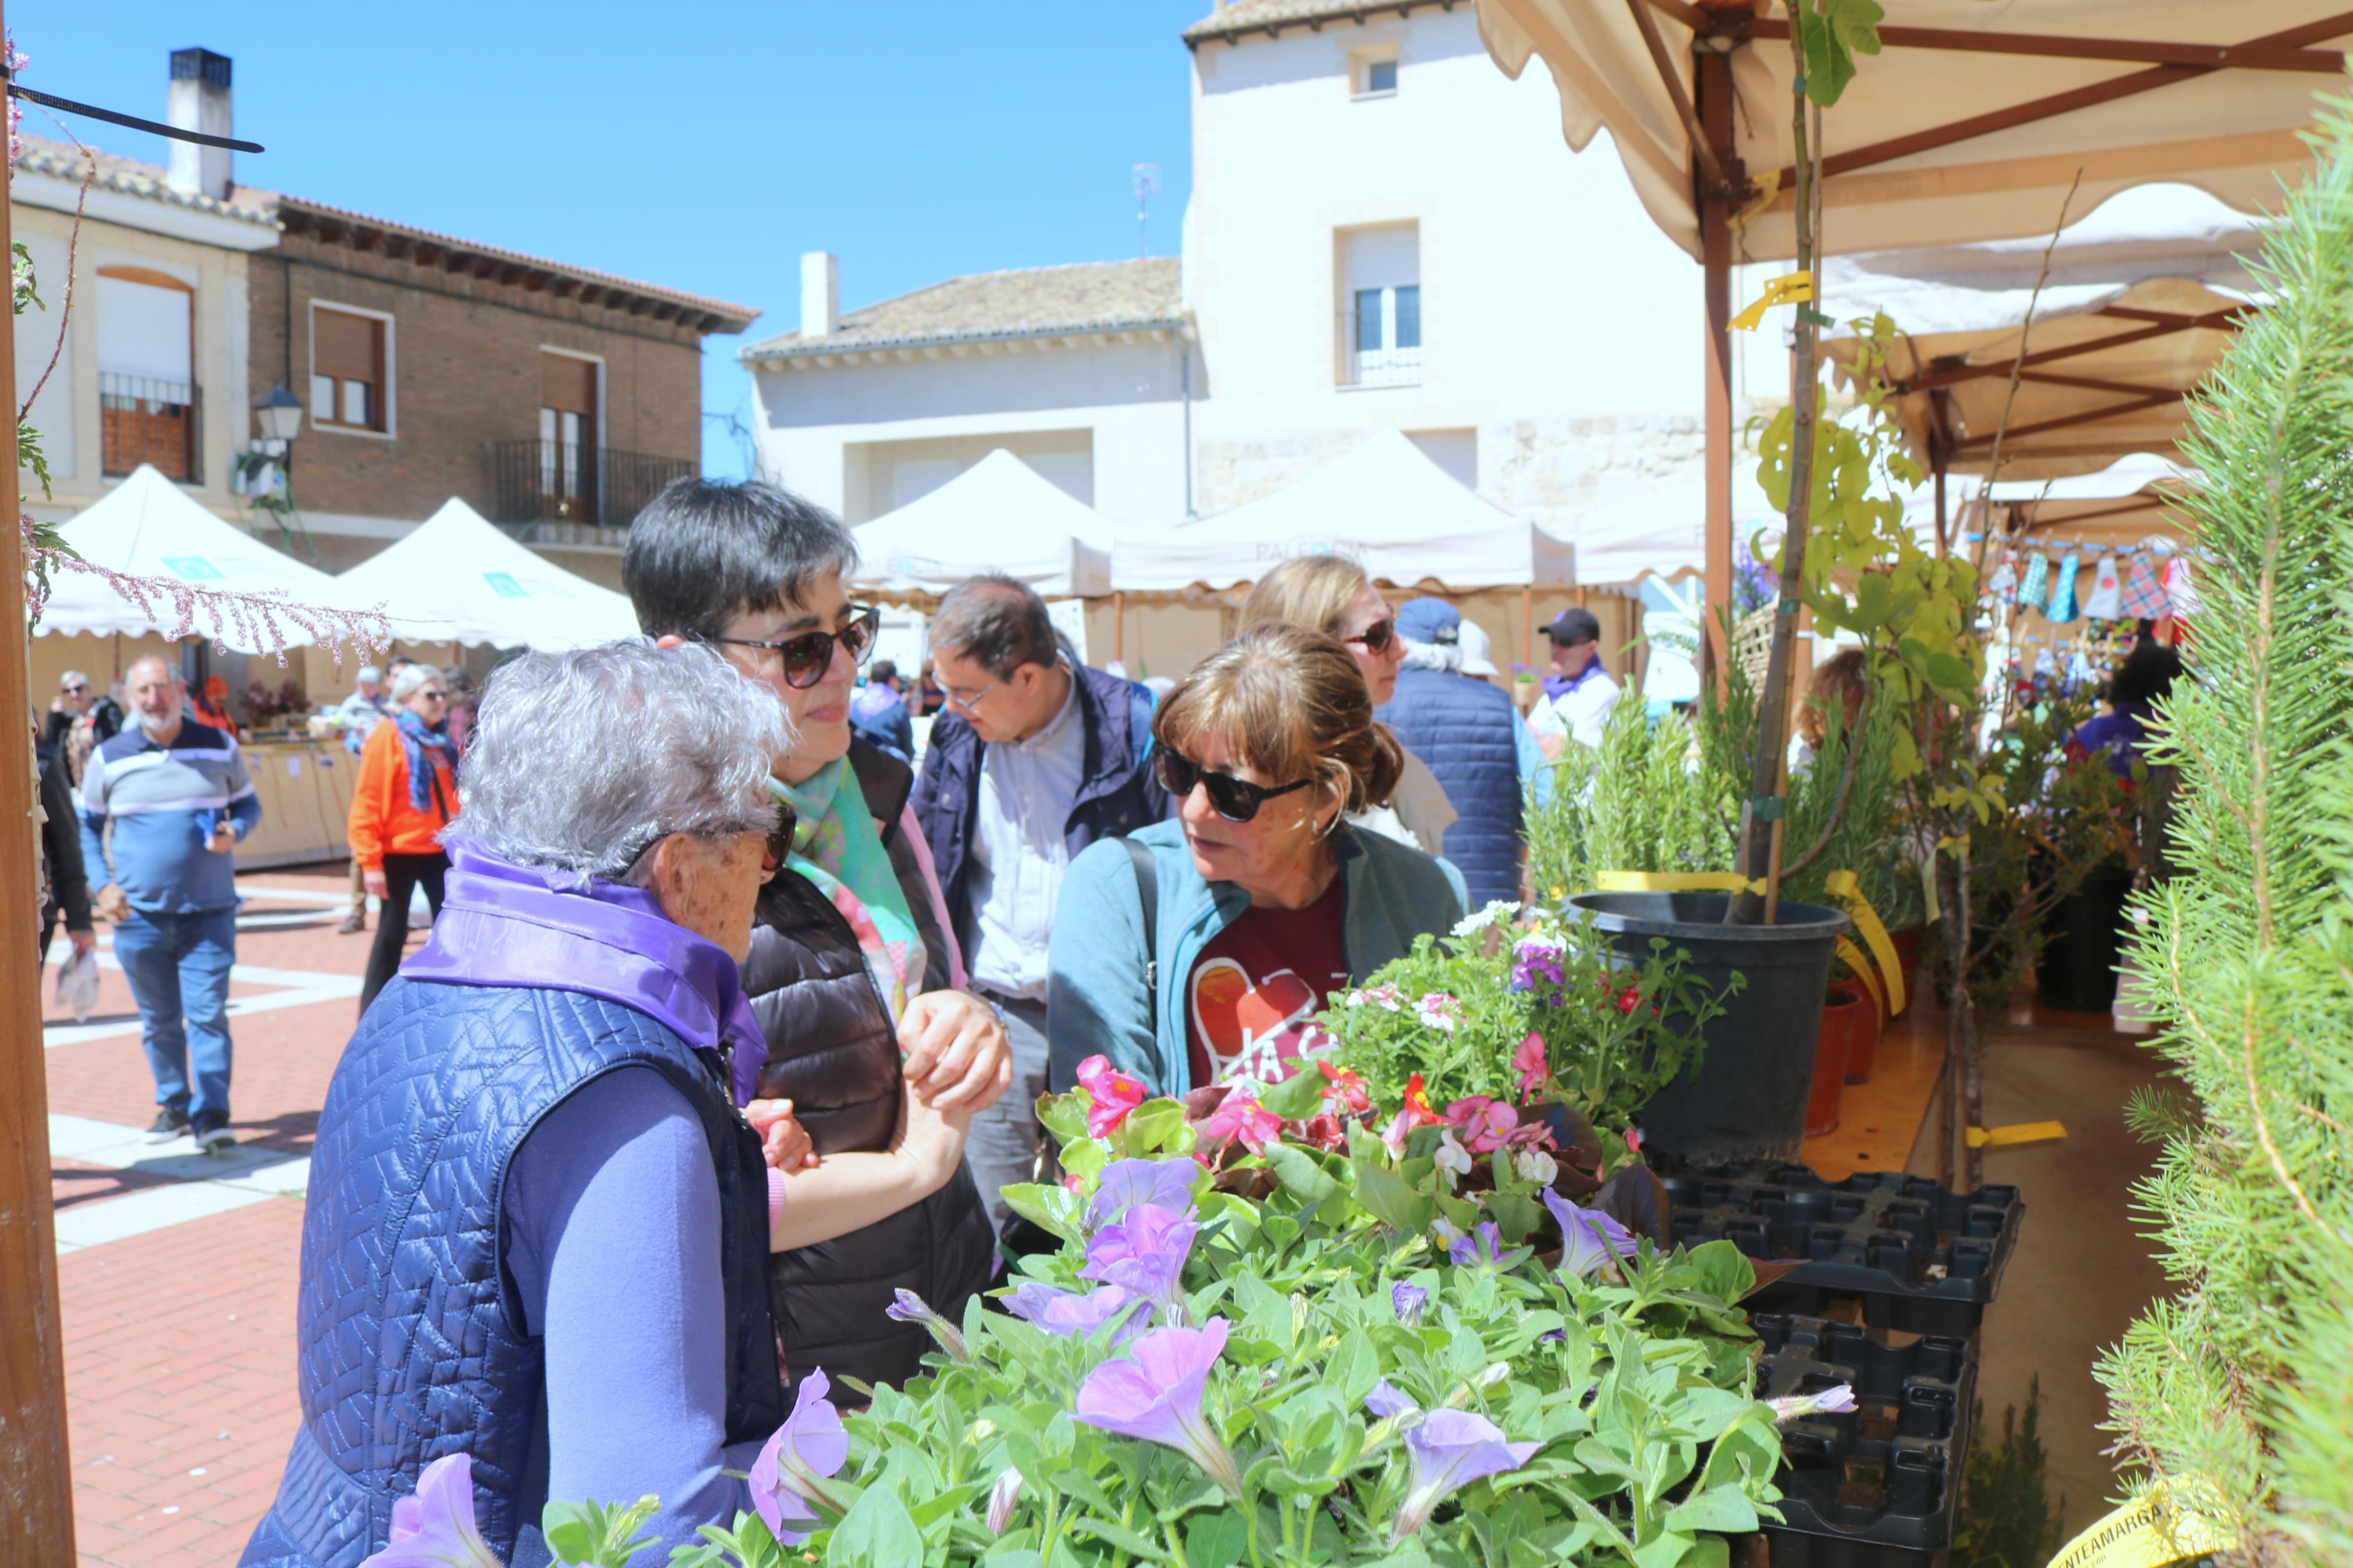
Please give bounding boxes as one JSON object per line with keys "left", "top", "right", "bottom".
{"left": 310, "top": 304, "right": 392, "bottom": 434}
{"left": 538, "top": 352, "right": 600, "bottom": 521}
{"left": 97, "top": 266, "right": 200, "bottom": 480}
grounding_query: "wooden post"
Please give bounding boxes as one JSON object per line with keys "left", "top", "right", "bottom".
{"left": 1520, "top": 583, "right": 1533, "bottom": 666}
{"left": 0, "top": 10, "right": 83, "bottom": 1544}
{"left": 1697, "top": 44, "right": 1737, "bottom": 688}
{"left": 1113, "top": 591, "right": 1125, "bottom": 666}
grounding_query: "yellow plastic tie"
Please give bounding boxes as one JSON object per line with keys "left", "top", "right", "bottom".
{"left": 1834, "top": 937, "right": 1884, "bottom": 1016}
{"left": 1967, "top": 1121, "right": 2067, "bottom": 1150}
{"left": 1594, "top": 870, "right": 1767, "bottom": 895}
{"left": 2045, "top": 1477, "right": 2237, "bottom": 1568}
{"left": 1825, "top": 870, "right": 1907, "bottom": 1016}
{"left": 1729, "top": 271, "right": 1815, "bottom": 332}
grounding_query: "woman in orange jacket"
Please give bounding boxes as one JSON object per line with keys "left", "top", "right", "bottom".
{"left": 350, "top": 664, "right": 459, "bottom": 1013}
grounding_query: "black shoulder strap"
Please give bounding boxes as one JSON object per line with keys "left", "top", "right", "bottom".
{"left": 1122, "top": 837, "right": 1158, "bottom": 999}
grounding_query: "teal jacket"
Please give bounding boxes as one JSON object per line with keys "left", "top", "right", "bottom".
{"left": 1047, "top": 818, "right": 1470, "bottom": 1098}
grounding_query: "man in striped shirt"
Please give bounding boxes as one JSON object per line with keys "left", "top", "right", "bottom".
{"left": 78, "top": 655, "right": 263, "bottom": 1153}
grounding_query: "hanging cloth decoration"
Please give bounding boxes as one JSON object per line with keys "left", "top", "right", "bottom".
{"left": 2118, "top": 553, "right": 2169, "bottom": 620}
{"left": 2163, "top": 556, "right": 2201, "bottom": 617}
{"left": 1986, "top": 556, "right": 2018, "bottom": 602}
{"left": 2081, "top": 554, "right": 2123, "bottom": 620}
{"left": 2047, "top": 553, "right": 2082, "bottom": 622}
{"left": 2017, "top": 552, "right": 2052, "bottom": 611}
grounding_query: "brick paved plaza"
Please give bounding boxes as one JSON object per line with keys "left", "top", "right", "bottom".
{"left": 45, "top": 865, "right": 389, "bottom": 1567}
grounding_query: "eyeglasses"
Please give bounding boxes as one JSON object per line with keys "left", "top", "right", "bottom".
{"left": 417, "top": 688, "right": 450, "bottom": 702}
{"left": 939, "top": 674, "right": 1003, "bottom": 713}
{"left": 1343, "top": 617, "right": 1397, "bottom": 655}
{"left": 621, "top": 802, "right": 799, "bottom": 883}
{"left": 710, "top": 606, "right": 882, "bottom": 690}
{"left": 1155, "top": 748, "right": 1316, "bottom": 823}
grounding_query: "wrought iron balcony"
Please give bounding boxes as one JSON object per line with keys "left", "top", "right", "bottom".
{"left": 488, "top": 440, "right": 697, "bottom": 532}
{"left": 101, "top": 372, "right": 201, "bottom": 482}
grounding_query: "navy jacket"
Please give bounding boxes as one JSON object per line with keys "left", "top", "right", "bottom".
{"left": 911, "top": 664, "right": 1169, "bottom": 965}
{"left": 240, "top": 980, "right": 781, "bottom": 1568}
{"left": 1376, "top": 667, "right": 1525, "bottom": 908}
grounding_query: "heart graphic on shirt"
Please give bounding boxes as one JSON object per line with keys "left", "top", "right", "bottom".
{"left": 1191, "top": 959, "right": 1319, "bottom": 1075}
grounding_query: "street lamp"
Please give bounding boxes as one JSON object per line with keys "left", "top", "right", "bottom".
{"left": 252, "top": 381, "right": 303, "bottom": 454}
{"left": 239, "top": 382, "right": 310, "bottom": 554}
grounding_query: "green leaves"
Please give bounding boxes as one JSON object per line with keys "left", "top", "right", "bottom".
{"left": 1791, "top": 0, "right": 1883, "bottom": 107}
{"left": 541, "top": 1495, "right": 661, "bottom": 1567}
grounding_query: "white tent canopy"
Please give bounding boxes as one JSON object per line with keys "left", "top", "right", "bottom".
{"left": 1907, "top": 451, "right": 2198, "bottom": 547}
{"left": 33, "top": 465, "right": 375, "bottom": 652}
{"left": 851, "top": 449, "right": 1110, "bottom": 599}
{"left": 1112, "top": 431, "right": 1576, "bottom": 593}
{"left": 1474, "top": 0, "right": 2341, "bottom": 262}
{"left": 335, "top": 497, "right": 639, "bottom": 650}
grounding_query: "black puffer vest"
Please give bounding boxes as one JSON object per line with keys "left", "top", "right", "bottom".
{"left": 740, "top": 741, "right": 996, "bottom": 1393}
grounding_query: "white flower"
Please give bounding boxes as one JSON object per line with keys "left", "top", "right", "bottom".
{"left": 1452, "top": 901, "right": 1522, "bottom": 937}
{"left": 1433, "top": 1132, "right": 1474, "bottom": 1189}
{"left": 986, "top": 1467, "right": 1024, "bottom": 1535}
{"left": 1513, "top": 1147, "right": 1559, "bottom": 1186}
{"left": 1768, "top": 1384, "right": 1858, "bottom": 1424}
{"left": 1415, "top": 993, "right": 1463, "bottom": 1034}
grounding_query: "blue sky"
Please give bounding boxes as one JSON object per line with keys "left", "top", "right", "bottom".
{"left": 14, "top": 0, "right": 1206, "bottom": 475}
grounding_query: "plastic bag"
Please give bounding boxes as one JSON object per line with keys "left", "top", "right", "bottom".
{"left": 55, "top": 947, "right": 100, "bottom": 1024}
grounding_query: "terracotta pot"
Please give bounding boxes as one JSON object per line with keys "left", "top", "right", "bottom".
{"left": 1844, "top": 988, "right": 1883, "bottom": 1085}
{"left": 1808, "top": 987, "right": 1867, "bottom": 1138}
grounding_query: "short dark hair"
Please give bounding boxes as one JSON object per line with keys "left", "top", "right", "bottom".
{"left": 869, "top": 659, "right": 899, "bottom": 687}
{"left": 929, "top": 574, "right": 1059, "bottom": 681}
{"left": 2109, "top": 640, "right": 2181, "bottom": 707}
{"left": 623, "top": 477, "right": 860, "bottom": 641}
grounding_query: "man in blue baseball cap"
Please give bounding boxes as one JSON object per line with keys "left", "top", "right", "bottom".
{"left": 1373, "top": 597, "right": 1526, "bottom": 908}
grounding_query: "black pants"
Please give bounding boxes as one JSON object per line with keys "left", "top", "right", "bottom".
{"left": 360, "top": 851, "right": 449, "bottom": 1015}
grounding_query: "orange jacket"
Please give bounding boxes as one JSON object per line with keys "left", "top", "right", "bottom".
{"left": 348, "top": 718, "right": 456, "bottom": 869}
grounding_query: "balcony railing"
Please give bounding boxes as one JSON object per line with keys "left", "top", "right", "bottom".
{"left": 1337, "top": 310, "right": 1422, "bottom": 389}
{"left": 101, "top": 372, "right": 201, "bottom": 482}
{"left": 488, "top": 440, "right": 697, "bottom": 532}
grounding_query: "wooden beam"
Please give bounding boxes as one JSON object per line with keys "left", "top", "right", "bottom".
{"left": 2015, "top": 367, "right": 2177, "bottom": 397}
{"left": 1698, "top": 42, "right": 1737, "bottom": 687}
{"left": 1955, "top": 387, "right": 2184, "bottom": 448}
{"left": 1890, "top": 310, "right": 2239, "bottom": 395}
{"left": 1641, "top": 0, "right": 1709, "bottom": 34}
{"left": 523, "top": 270, "right": 550, "bottom": 293}
{"left": 1772, "top": 11, "right": 2353, "bottom": 186}
{"left": 1624, "top": 0, "right": 1735, "bottom": 199}
{"left": 1745, "top": 16, "right": 2346, "bottom": 74}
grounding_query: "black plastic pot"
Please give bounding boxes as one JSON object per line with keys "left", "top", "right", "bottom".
{"left": 1753, "top": 1314, "right": 1976, "bottom": 1568}
{"left": 1565, "top": 892, "right": 1850, "bottom": 1164}
{"left": 1658, "top": 1157, "right": 2025, "bottom": 1335}
{"left": 2036, "top": 859, "right": 2135, "bottom": 1012}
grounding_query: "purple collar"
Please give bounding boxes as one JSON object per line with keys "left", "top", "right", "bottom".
{"left": 400, "top": 841, "right": 768, "bottom": 1104}
{"left": 1543, "top": 661, "right": 1606, "bottom": 701}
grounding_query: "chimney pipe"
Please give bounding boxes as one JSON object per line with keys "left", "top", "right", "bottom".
{"left": 800, "top": 252, "right": 839, "bottom": 339}
{"left": 167, "top": 48, "right": 234, "bottom": 201}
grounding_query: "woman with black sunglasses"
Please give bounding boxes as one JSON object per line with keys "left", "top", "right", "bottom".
{"left": 1045, "top": 623, "right": 1468, "bottom": 1098}
{"left": 1237, "top": 553, "right": 1458, "bottom": 857}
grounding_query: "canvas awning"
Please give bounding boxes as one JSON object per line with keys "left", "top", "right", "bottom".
{"left": 851, "top": 448, "right": 1111, "bottom": 600}
{"left": 1110, "top": 431, "right": 1576, "bottom": 594}
{"left": 1913, "top": 450, "right": 2198, "bottom": 549}
{"left": 335, "top": 497, "right": 641, "bottom": 650}
{"left": 1820, "top": 183, "right": 2264, "bottom": 483}
{"left": 1474, "top": 0, "right": 2344, "bottom": 263}
{"left": 33, "top": 465, "right": 379, "bottom": 652}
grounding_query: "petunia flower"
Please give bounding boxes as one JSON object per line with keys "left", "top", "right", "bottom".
{"left": 1003, "top": 1280, "right": 1154, "bottom": 1342}
{"left": 1080, "top": 1202, "right": 1200, "bottom": 1313}
{"left": 1451, "top": 900, "right": 1521, "bottom": 937}
{"left": 365, "top": 1453, "right": 501, "bottom": 1568}
{"left": 1391, "top": 1282, "right": 1429, "bottom": 1327}
{"left": 1074, "top": 1318, "right": 1244, "bottom": 1497}
{"left": 1364, "top": 1378, "right": 1419, "bottom": 1421}
{"left": 1076, "top": 1054, "right": 1148, "bottom": 1139}
{"left": 1089, "top": 1157, "right": 1200, "bottom": 1226}
{"left": 1357, "top": 1385, "right": 1541, "bottom": 1544}
{"left": 1509, "top": 934, "right": 1567, "bottom": 992}
{"left": 1511, "top": 1032, "right": 1550, "bottom": 1101}
{"left": 1201, "top": 1091, "right": 1283, "bottom": 1153}
{"left": 1770, "top": 1384, "right": 1859, "bottom": 1424}
{"left": 1415, "top": 993, "right": 1463, "bottom": 1034}
{"left": 1541, "top": 1189, "right": 1639, "bottom": 1280}
{"left": 1446, "top": 1221, "right": 1531, "bottom": 1272}
{"left": 884, "top": 1288, "right": 970, "bottom": 1363}
{"left": 986, "top": 1467, "right": 1024, "bottom": 1536}
{"left": 749, "top": 1368, "right": 851, "bottom": 1546}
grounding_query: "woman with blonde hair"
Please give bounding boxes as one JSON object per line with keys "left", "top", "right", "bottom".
{"left": 1047, "top": 623, "right": 1467, "bottom": 1097}
{"left": 1237, "top": 553, "right": 1457, "bottom": 856}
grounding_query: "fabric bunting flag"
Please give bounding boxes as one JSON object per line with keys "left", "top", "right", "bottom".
{"left": 2017, "top": 552, "right": 2051, "bottom": 611}
{"left": 2081, "top": 554, "right": 2123, "bottom": 620}
{"left": 2164, "top": 556, "right": 2201, "bottom": 617}
{"left": 2118, "top": 554, "right": 2169, "bottom": 619}
{"left": 1986, "top": 557, "right": 2018, "bottom": 602}
{"left": 2047, "top": 553, "right": 2081, "bottom": 622}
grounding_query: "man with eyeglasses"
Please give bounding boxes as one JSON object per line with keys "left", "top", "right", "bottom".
{"left": 910, "top": 574, "right": 1172, "bottom": 1233}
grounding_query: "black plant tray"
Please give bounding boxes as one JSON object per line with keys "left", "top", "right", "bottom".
{"left": 1754, "top": 1314, "right": 1975, "bottom": 1568}
{"left": 1656, "top": 1159, "right": 2024, "bottom": 1336}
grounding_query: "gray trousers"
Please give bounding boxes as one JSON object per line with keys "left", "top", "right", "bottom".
{"left": 965, "top": 992, "right": 1050, "bottom": 1238}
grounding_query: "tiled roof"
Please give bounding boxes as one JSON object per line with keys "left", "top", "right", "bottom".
{"left": 741, "top": 257, "right": 1185, "bottom": 362}
{"left": 1183, "top": 0, "right": 1462, "bottom": 45}
{"left": 12, "top": 134, "right": 757, "bottom": 333}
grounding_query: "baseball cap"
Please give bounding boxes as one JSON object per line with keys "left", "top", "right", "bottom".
{"left": 1543, "top": 607, "right": 1602, "bottom": 645}
{"left": 1457, "top": 617, "right": 1500, "bottom": 678}
{"left": 356, "top": 665, "right": 383, "bottom": 683}
{"left": 1395, "top": 597, "right": 1461, "bottom": 645}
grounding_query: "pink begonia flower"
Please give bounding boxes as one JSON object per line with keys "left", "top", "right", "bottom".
{"left": 748, "top": 1368, "right": 851, "bottom": 1545}
{"left": 365, "top": 1453, "right": 501, "bottom": 1568}
{"left": 1511, "top": 1032, "right": 1549, "bottom": 1101}
{"left": 1415, "top": 993, "right": 1463, "bottom": 1033}
{"left": 1201, "top": 1091, "right": 1283, "bottom": 1153}
{"left": 1075, "top": 1054, "right": 1147, "bottom": 1139}
{"left": 1445, "top": 1095, "right": 1521, "bottom": 1154}
{"left": 1074, "top": 1318, "right": 1244, "bottom": 1496}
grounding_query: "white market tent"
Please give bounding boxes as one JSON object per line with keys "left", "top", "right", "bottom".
{"left": 335, "top": 497, "right": 638, "bottom": 650}
{"left": 33, "top": 464, "right": 377, "bottom": 652}
{"left": 1111, "top": 431, "right": 1576, "bottom": 593}
{"left": 1820, "top": 183, "right": 2267, "bottom": 488}
{"left": 851, "top": 449, "right": 1111, "bottom": 601}
{"left": 1904, "top": 450, "right": 2199, "bottom": 550}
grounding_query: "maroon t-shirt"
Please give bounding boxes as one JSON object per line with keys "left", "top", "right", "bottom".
{"left": 1185, "top": 878, "right": 1348, "bottom": 1088}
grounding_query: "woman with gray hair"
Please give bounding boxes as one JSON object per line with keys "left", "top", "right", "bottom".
{"left": 243, "top": 641, "right": 977, "bottom": 1568}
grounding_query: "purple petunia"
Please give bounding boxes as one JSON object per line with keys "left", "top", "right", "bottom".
{"left": 364, "top": 1453, "right": 502, "bottom": 1568}
{"left": 1770, "top": 1382, "right": 1859, "bottom": 1424}
{"left": 1541, "top": 1189, "right": 1639, "bottom": 1279}
{"left": 1089, "top": 1157, "right": 1200, "bottom": 1227}
{"left": 1509, "top": 934, "right": 1567, "bottom": 993}
{"left": 1358, "top": 1383, "right": 1542, "bottom": 1544}
{"left": 1080, "top": 1200, "right": 1200, "bottom": 1313}
{"left": 1392, "top": 1282, "right": 1429, "bottom": 1328}
{"left": 1446, "top": 1220, "right": 1532, "bottom": 1272}
{"left": 885, "top": 1288, "right": 970, "bottom": 1362}
{"left": 1002, "top": 1280, "right": 1155, "bottom": 1342}
{"left": 748, "top": 1368, "right": 851, "bottom": 1546}
{"left": 1073, "top": 1318, "right": 1244, "bottom": 1496}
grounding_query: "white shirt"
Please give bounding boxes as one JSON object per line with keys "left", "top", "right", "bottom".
{"left": 967, "top": 672, "right": 1086, "bottom": 1001}
{"left": 1529, "top": 666, "right": 1624, "bottom": 749}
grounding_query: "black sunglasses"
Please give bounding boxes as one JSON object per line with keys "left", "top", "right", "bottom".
{"left": 1344, "top": 617, "right": 1397, "bottom": 655}
{"left": 622, "top": 803, "right": 798, "bottom": 881}
{"left": 1155, "top": 748, "right": 1316, "bottom": 823}
{"left": 711, "top": 605, "right": 882, "bottom": 691}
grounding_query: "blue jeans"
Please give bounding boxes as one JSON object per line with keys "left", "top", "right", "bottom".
{"left": 112, "top": 906, "right": 238, "bottom": 1123}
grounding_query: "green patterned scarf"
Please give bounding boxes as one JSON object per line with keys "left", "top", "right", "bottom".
{"left": 773, "top": 759, "right": 926, "bottom": 1022}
